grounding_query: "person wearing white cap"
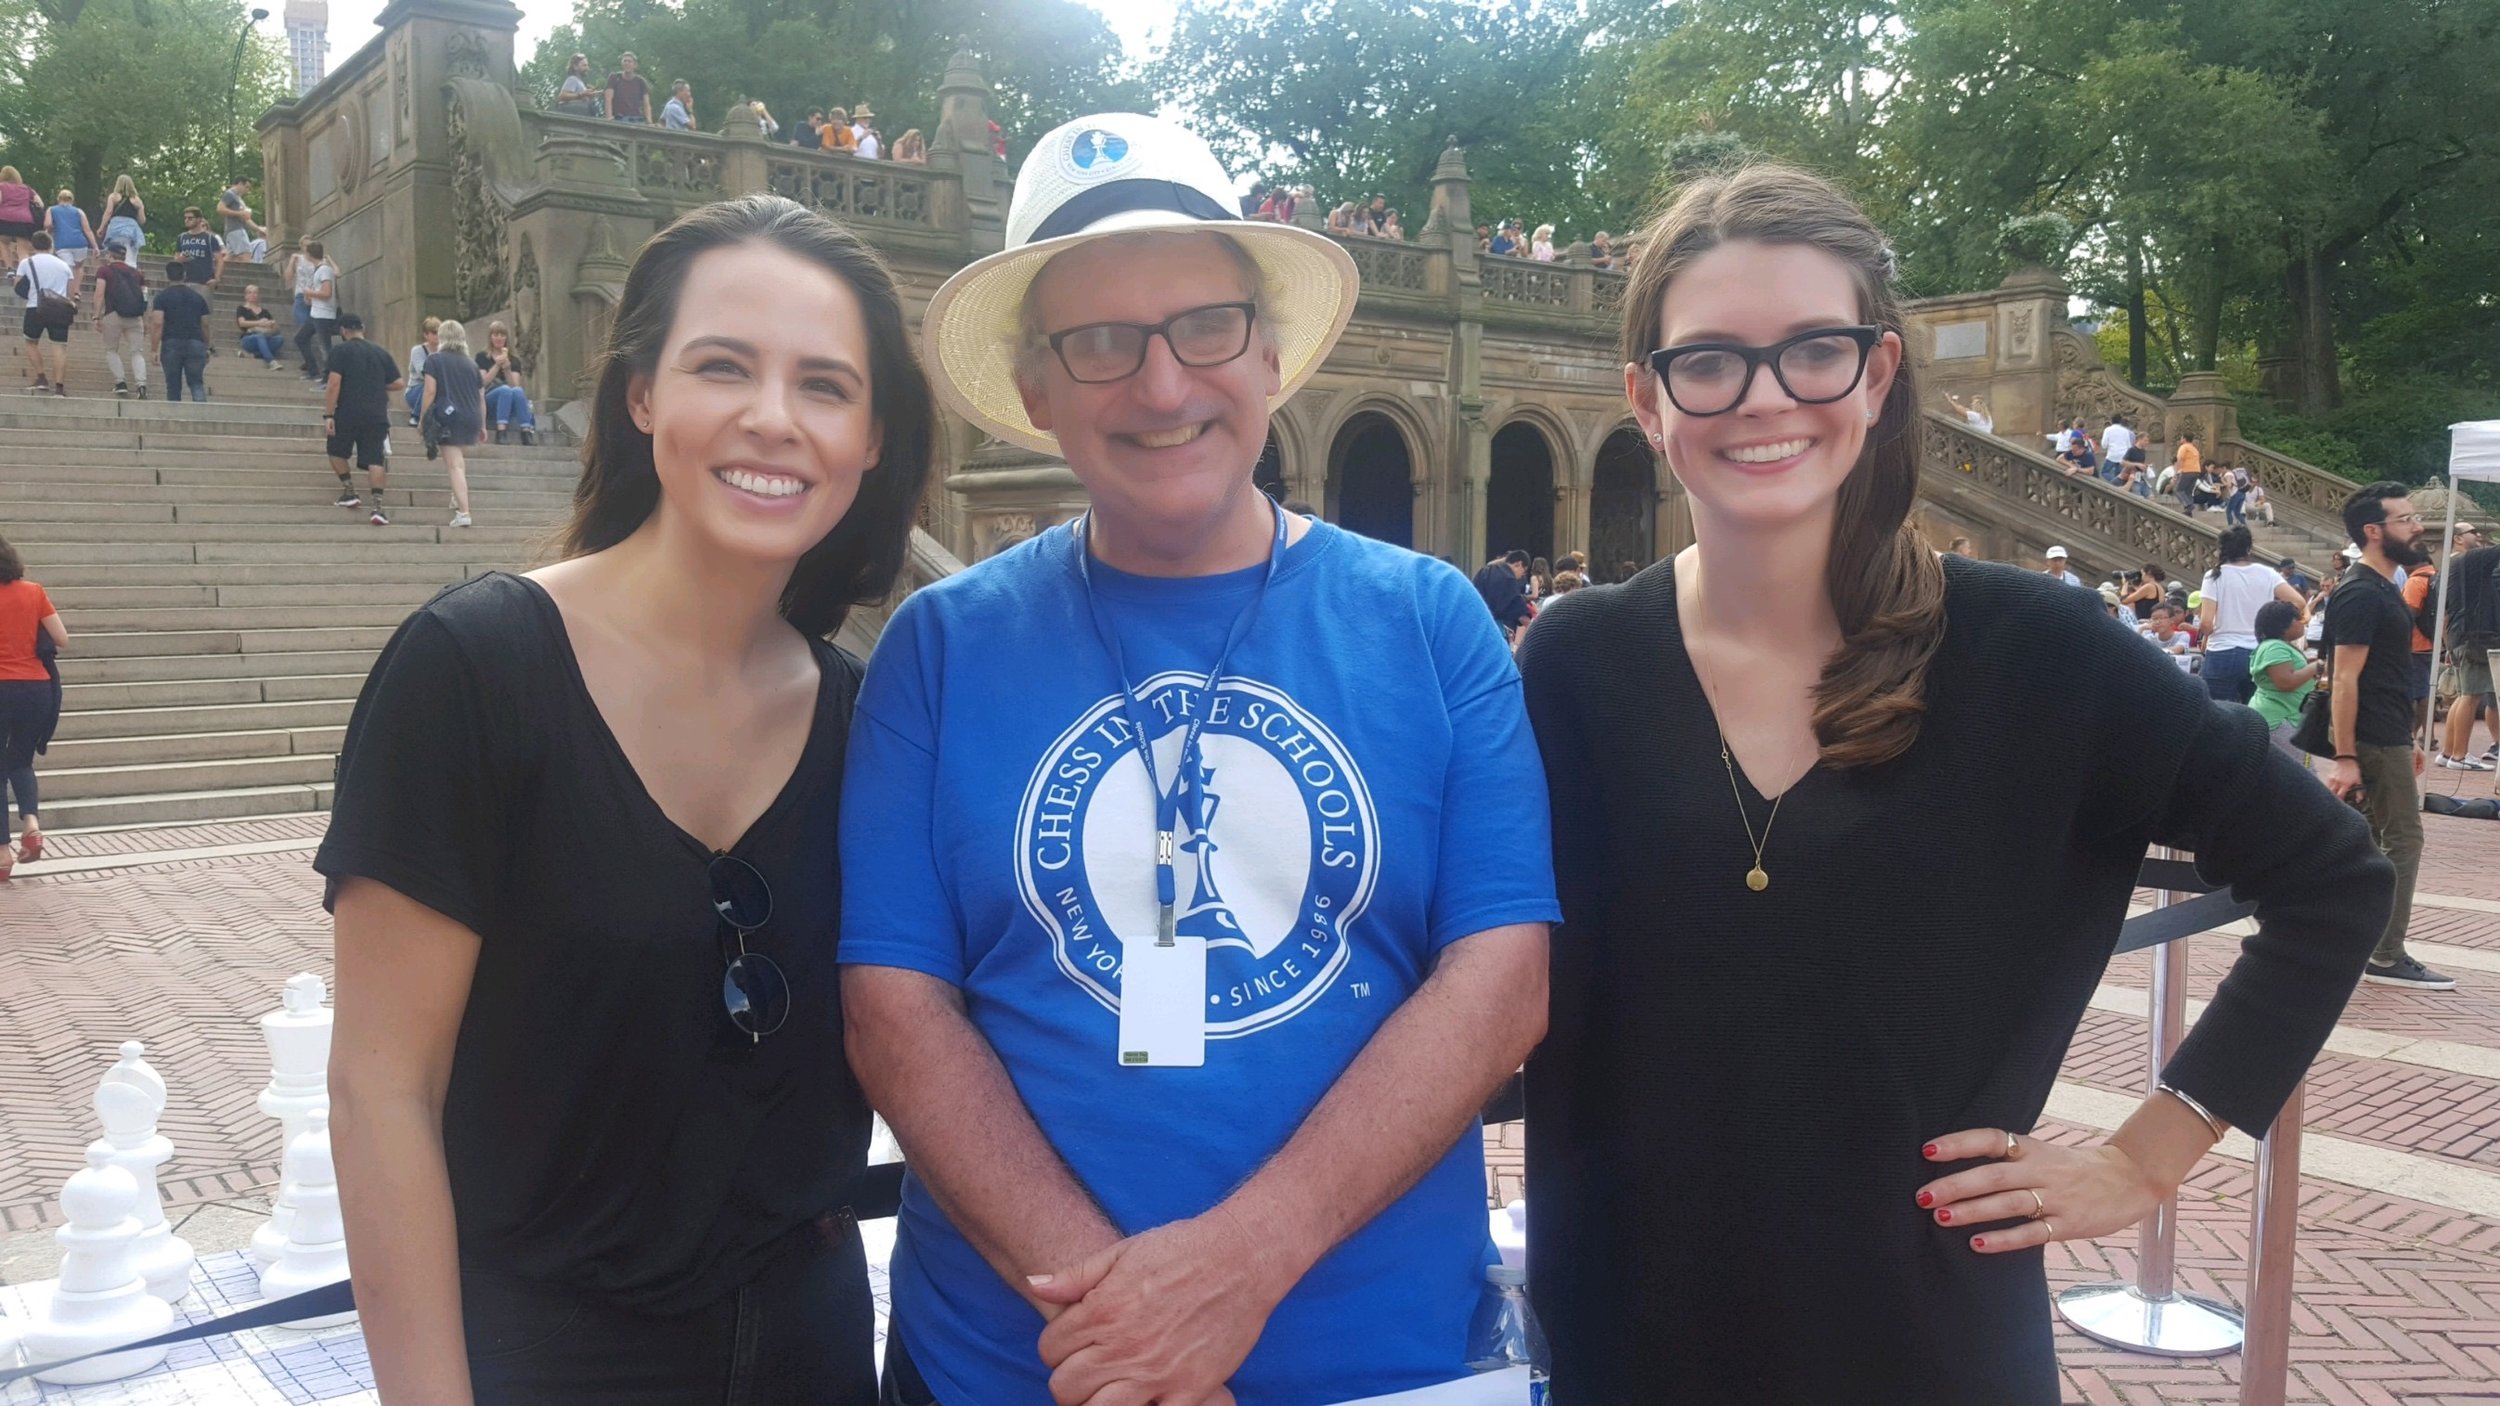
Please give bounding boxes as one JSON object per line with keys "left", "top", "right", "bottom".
{"left": 2041, "top": 544, "right": 2082, "bottom": 588}
{"left": 839, "top": 113, "right": 1559, "bottom": 1405}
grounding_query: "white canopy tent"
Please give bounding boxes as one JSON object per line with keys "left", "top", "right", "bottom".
{"left": 2422, "top": 421, "right": 2500, "bottom": 756}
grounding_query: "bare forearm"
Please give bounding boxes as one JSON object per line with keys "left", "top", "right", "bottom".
{"left": 332, "top": 1091, "right": 474, "bottom": 1404}
{"left": 1224, "top": 924, "right": 1548, "bottom": 1284}
{"left": 2109, "top": 1090, "right": 2222, "bottom": 1198}
{"left": 2331, "top": 649, "right": 2364, "bottom": 753}
{"left": 844, "top": 970, "right": 1120, "bottom": 1307}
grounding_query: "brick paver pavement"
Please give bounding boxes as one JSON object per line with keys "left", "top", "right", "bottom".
{"left": 5, "top": 810, "right": 2499, "bottom": 1400}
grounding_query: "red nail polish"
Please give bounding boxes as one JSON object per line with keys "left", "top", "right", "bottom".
{"left": 1935, "top": 1208, "right": 1952, "bottom": 1224}
{"left": 1972, "top": 1236, "right": 1987, "bottom": 1249}
{"left": 1923, "top": 1143, "right": 1938, "bottom": 1158}
{"left": 1915, "top": 1191, "right": 1933, "bottom": 1208}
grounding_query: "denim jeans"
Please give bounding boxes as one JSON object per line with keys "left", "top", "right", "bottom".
{"left": 296, "top": 315, "right": 334, "bottom": 379}
{"left": 0, "top": 679, "right": 45, "bottom": 826}
{"left": 2202, "top": 645, "right": 2254, "bottom": 704}
{"left": 462, "top": 1213, "right": 875, "bottom": 1405}
{"left": 159, "top": 338, "right": 209, "bottom": 401}
{"left": 487, "top": 383, "right": 536, "bottom": 430}
{"left": 405, "top": 381, "right": 425, "bottom": 423}
{"left": 240, "top": 331, "right": 284, "bottom": 364}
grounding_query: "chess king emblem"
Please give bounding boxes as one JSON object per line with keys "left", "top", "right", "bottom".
{"left": 1017, "top": 672, "right": 1379, "bottom": 1037}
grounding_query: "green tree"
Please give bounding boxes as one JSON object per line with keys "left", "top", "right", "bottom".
{"left": 0, "top": 0, "right": 289, "bottom": 243}
{"left": 1149, "top": 0, "right": 1671, "bottom": 243}
{"left": 520, "top": 0, "right": 1145, "bottom": 167}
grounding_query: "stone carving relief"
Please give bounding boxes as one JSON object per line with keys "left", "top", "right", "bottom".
{"left": 393, "top": 34, "right": 411, "bottom": 141}
{"left": 446, "top": 30, "right": 494, "bottom": 81}
{"left": 2051, "top": 329, "right": 2164, "bottom": 432}
{"left": 630, "top": 139, "right": 724, "bottom": 201}
{"left": 2008, "top": 306, "right": 2035, "bottom": 360}
{"left": 1591, "top": 270, "right": 1627, "bottom": 317}
{"left": 983, "top": 513, "right": 1038, "bottom": 557}
{"left": 445, "top": 95, "right": 510, "bottom": 319}
{"left": 512, "top": 239, "right": 543, "bottom": 379}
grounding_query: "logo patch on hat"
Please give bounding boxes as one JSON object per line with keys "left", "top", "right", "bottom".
{"left": 1059, "top": 128, "right": 1133, "bottom": 183}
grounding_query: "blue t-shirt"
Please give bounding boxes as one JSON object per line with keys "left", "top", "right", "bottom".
{"left": 840, "top": 518, "right": 1561, "bottom": 1405}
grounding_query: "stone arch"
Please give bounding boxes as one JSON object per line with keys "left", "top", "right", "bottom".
{"left": 1487, "top": 420, "right": 1558, "bottom": 563}
{"left": 1591, "top": 425, "right": 1660, "bottom": 582}
{"left": 1254, "top": 429, "right": 1287, "bottom": 501}
{"left": 1328, "top": 411, "right": 1417, "bottom": 548}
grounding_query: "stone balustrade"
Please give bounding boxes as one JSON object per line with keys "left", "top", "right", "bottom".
{"left": 1922, "top": 410, "right": 2219, "bottom": 581}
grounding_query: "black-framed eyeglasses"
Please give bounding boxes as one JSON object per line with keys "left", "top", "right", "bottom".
{"left": 1042, "top": 301, "right": 1258, "bottom": 385}
{"left": 709, "top": 853, "right": 789, "bottom": 1044}
{"left": 1646, "top": 326, "right": 1882, "bottom": 417}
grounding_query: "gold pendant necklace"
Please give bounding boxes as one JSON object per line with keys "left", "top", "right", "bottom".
{"left": 1719, "top": 738, "right": 1781, "bottom": 892}
{"left": 1688, "top": 562, "right": 1787, "bottom": 893}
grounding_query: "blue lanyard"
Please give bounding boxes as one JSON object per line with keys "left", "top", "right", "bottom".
{"left": 1074, "top": 499, "right": 1288, "bottom": 945}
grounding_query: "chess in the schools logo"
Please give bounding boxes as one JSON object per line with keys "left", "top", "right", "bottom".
{"left": 1015, "top": 672, "right": 1379, "bottom": 1038}
{"left": 1058, "top": 127, "right": 1132, "bottom": 182}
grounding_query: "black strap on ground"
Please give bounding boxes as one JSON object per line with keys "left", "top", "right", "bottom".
{"left": 0, "top": 1279, "right": 355, "bottom": 1385}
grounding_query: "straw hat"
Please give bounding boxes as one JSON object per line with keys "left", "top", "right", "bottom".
{"left": 920, "top": 112, "right": 1359, "bottom": 457}
{"left": 851, "top": 102, "right": 875, "bottom": 121}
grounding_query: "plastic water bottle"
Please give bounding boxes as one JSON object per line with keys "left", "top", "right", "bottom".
{"left": 1464, "top": 1262, "right": 1552, "bottom": 1403}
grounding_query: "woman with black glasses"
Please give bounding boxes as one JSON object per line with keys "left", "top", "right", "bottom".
{"left": 1519, "top": 164, "right": 2391, "bottom": 1402}
{"left": 319, "top": 194, "right": 932, "bottom": 1404}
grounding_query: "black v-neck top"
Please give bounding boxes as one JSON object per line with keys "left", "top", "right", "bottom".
{"left": 1517, "top": 555, "right": 2390, "bottom": 1403}
{"left": 316, "top": 572, "right": 871, "bottom": 1315}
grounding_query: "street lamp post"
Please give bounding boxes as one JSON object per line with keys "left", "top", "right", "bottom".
{"left": 226, "top": 7, "right": 272, "bottom": 186}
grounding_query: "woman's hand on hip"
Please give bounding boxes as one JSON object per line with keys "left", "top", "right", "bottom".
{"left": 1914, "top": 1129, "right": 2165, "bottom": 1255}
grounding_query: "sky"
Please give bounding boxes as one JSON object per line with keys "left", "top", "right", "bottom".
{"left": 274, "top": 0, "right": 1180, "bottom": 81}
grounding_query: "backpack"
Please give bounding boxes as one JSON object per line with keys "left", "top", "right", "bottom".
{"left": 99, "top": 261, "right": 146, "bottom": 318}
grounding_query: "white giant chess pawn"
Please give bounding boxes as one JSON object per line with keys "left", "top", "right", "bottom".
{"left": 259, "top": 1108, "right": 356, "bottom": 1329}
{"left": 92, "top": 1040, "right": 198, "bottom": 1304}
{"left": 251, "top": 972, "right": 333, "bottom": 1270}
{"left": 24, "top": 1146, "right": 174, "bottom": 1384}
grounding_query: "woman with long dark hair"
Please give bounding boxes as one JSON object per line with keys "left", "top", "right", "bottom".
{"left": 1519, "top": 163, "right": 2392, "bottom": 1402}
{"left": 320, "top": 194, "right": 932, "bottom": 1404}
{"left": 2200, "top": 522, "right": 2306, "bottom": 704}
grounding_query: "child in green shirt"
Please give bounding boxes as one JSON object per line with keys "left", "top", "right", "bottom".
{"left": 2250, "top": 598, "right": 2321, "bottom": 762}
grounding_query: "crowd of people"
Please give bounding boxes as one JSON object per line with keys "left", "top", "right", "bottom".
{"left": 1237, "top": 181, "right": 1617, "bottom": 267}
{"left": 553, "top": 52, "right": 954, "bottom": 165}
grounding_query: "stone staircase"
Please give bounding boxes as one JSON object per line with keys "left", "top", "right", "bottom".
{"left": 22, "top": 258, "right": 377, "bottom": 410}
{"left": 0, "top": 397, "right": 579, "bottom": 831}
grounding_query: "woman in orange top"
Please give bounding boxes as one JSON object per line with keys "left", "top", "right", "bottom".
{"left": 0, "top": 534, "right": 70, "bottom": 865}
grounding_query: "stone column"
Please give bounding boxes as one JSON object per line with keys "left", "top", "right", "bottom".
{"left": 929, "top": 51, "right": 1007, "bottom": 251}
{"left": 1424, "top": 140, "right": 1478, "bottom": 295}
{"left": 1989, "top": 267, "right": 2064, "bottom": 441}
{"left": 2165, "top": 372, "right": 2240, "bottom": 459}
{"left": 1562, "top": 479, "right": 1592, "bottom": 560}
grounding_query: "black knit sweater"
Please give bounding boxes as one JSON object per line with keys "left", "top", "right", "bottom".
{"left": 1517, "top": 555, "right": 2390, "bottom": 1404}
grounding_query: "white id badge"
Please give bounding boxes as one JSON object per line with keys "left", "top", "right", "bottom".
{"left": 1117, "top": 933, "right": 1207, "bottom": 1067}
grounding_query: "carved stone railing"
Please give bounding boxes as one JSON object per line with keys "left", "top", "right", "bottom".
{"left": 833, "top": 527, "right": 968, "bottom": 657}
{"left": 615, "top": 127, "right": 731, "bottom": 204}
{"left": 2051, "top": 329, "right": 2167, "bottom": 432}
{"left": 1329, "top": 233, "right": 1437, "bottom": 301}
{"left": 2224, "top": 437, "right": 2354, "bottom": 521}
{"left": 1483, "top": 260, "right": 1576, "bottom": 310}
{"left": 767, "top": 150, "right": 943, "bottom": 229}
{"left": 1592, "top": 268, "right": 1628, "bottom": 320}
{"left": 1923, "top": 410, "right": 2218, "bottom": 577}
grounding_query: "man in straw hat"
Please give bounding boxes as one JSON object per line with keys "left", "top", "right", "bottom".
{"left": 841, "top": 112, "right": 1558, "bottom": 1404}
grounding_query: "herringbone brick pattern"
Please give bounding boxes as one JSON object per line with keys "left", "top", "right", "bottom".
{"left": 3, "top": 811, "right": 2497, "bottom": 1400}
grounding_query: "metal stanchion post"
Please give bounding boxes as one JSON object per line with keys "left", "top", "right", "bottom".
{"left": 2055, "top": 850, "right": 2246, "bottom": 1355}
{"left": 2239, "top": 1082, "right": 2304, "bottom": 1406}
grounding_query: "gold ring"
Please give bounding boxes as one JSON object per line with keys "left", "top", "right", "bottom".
{"left": 2042, "top": 1219, "right": 2055, "bottom": 1240}
{"left": 2028, "top": 1189, "right": 2046, "bottom": 1220}
{"left": 2003, "top": 1130, "right": 2019, "bottom": 1159}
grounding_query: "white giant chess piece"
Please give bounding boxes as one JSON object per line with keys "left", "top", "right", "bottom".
{"left": 251, "top": 972, "right": 333, "bottom": 1270}
{"left": 258, "top": 1107, "right": 357, "bottom": 1329}
{"left": 92, "top": 1040, "right": 198, "bottom": 1303}
{"left": 24, "top": 1146, "right": 175, "bottom": 1384}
